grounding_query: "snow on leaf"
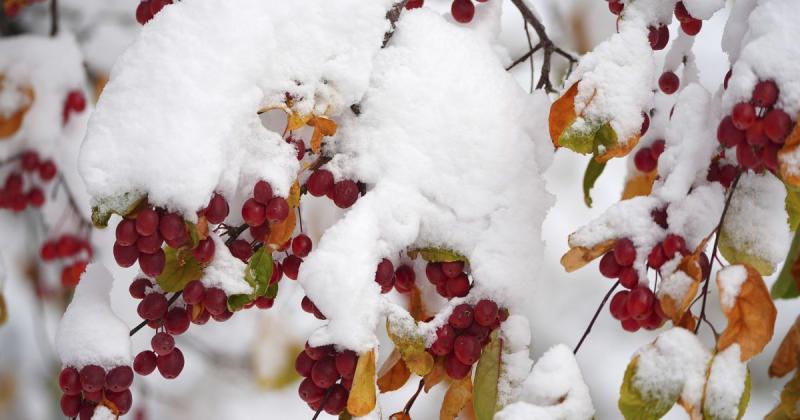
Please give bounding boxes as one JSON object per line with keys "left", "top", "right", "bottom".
{"left": 407, "top": 248, "right": 468, "bottom": 264}
{"left": 346, "top": 350, "right": 377, "bottom": 417}
{"left": 156, "top": 247, "right": 203, "bottom": 293}
{"left": 767, "top": 372, "right": 800, "bottom": 419}
{"left": 376, "top": 348, "right": 411, "bottom": 393}
{"left": 386, "top": 319, "right": 434, "bottom": 376}
{"left": 769, "top": 316, "right": 800, "bottom": 378}
{"left": 582, "top": 157, "right": 606, "bottom": 208}
{"left": 473, "top": 330, "right": 502, "bottom": 420}
{"left": 561, "top": 239, "right": 615, "bottom": 272}
{"left": 619, "top": 357, "right": 677, "bottom": 420}
{"left": 702, "top": 346, "right": 750, "bottom": 420}
{"left": 440, "top": 375, "right": 472, "bottom": 420}
{"left": 0, "top": 77, "right": 33, "bottom": 139}
{"left": 771, "top": 229, "right": 800, "bottom": 299}
{"left": 716, "top": 264, "right": 777, "bottom": 361}
{"left": 90, "top": 192, "right": 146, "bottom": 228}
{"left": 659, "top": 236, "right": 711, "bottom": 323}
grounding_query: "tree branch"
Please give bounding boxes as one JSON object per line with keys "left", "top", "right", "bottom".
{"left": 574, "top": 280, "right": 619, "bottom": 354}
{"left": 508, "top": 0, "right": 577, "bottom": 92}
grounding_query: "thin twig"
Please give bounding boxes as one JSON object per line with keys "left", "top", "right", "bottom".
{"left": 506, "top": 43, "right": 541, "bottom": 71}
{"left": 49, "top": 0, "right": 58, "bottom": 37}
{"left": 574, "top": 281, "right": 619, "bottom": 354}
{"left": 224, "top": 224, "right": 249, "bottom": 247}
{"left": 508, "top": 0, "right": 578, "bottom": 92}
{"left": 311, "top": 386, "right": 335, "bottom": 420}
{"left": 694, "top": 173, "right": 742, "bottom": 334}
{"left": 129, "top": 291, "right": 183, "bottom": 336}
{"left": 403, "top": 378, "right": 425, "bottom": 414}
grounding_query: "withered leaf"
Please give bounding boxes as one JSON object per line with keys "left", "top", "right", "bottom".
{"left": 560, "top": 239, "right": 615, "bottom": 272}
{"left": 346, "top": 350, "right": 377, "bottom": 417}
{"left": 308, "top": 116, "right": 337, "bottom": 154}
{"left": 377, "top": 349, "right": 411, "bottom": 393}
{"left": 440, "top": 375, "right": 473, "bottom": 420}
{"left": 769, "top": 316, "right": 800, "bottom": 378}
{"left": 423, "top": 356, "right": 446, "bottom": 392}
{"left": 778, "top": 113, "right": 800, "bottom": 187}
{"left": 621, "top": 170, "right": 657, "bottom": 200}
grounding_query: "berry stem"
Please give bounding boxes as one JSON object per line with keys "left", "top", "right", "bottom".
{"left": 694, "top": 172, "right": 742, "bottom": 334}
{"left": 129, "top": 291, "right": 182, "bottom": 336}
{"left": 50, "top": 0, "right": 59, "bottom": 37}
{"left": 403, "top": 378, "right": 425, "bottom": 414}
{"left": 573, "top": 280, "right": 619, "bottom": 354}
{"left": 311, "top": 385, "right": 335, "bottom": 420}
{"left": 223, "top": 224, "right": 249, "bottom": 247}
{"left": 508, "top": 0, "right": 578, "bottom": 92}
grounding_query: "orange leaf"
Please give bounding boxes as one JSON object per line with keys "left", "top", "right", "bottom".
{"left": 560, "top": 239, "right": 615, "bottom": 272}
{"left": 377, "top": 349, "right": 411, "bottom": 393}
{"left": 622, "top": 170, "right": 657, "bottom": 200}
{"left": 409, "top": 285, "right": 427, "bottom": 322}
{"left": 716, "top": 264, "right": 778, "bottom": 361}
{"left": 596, "top": 132, "right": 641, "bottom": 163}
{"left": 440, "top": 375, "right": 473, "bottom": 420}
{"left": 288, "top": 181, "right": 301, "bottom": 209}
{"left": 549, "top": 82, "right": 579, "bottom": 148}
{"left": 423, "top": 356, "right": 446, "bottom": 392}
{"left": 0, "top": 78, "right": 34, "bottom": 140}
{"left": 778, "top": 115, "right": 800, "bottom": 187}
{"left": 308, "top": 116, "right": 337, "bottom": 154}
{"left": 287, "top": 112, "right": 313, "bottom": 132}
{"left": 659, "top": 236, "right": 711, "bottom": 323}
{"left": 195, "top": 215, "right": 209, "bottom": 241}
{"left": 266, "top": 210, "right": 296, "bottom": 249}
{"left": 347, "top": 350, "right": 377, "bottom": 417}
{"left": 675, "top": 311, "right": 697, "bottom": 333}
{"left": 769, "top": 316, "right": 800, "bottom": 378}
{"left": 190, "top": 303, "right": 205, "bottom": 321}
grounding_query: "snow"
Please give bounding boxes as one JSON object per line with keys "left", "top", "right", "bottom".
{"left": 91, "top": 405, "right": 115, "bottom": 420}
{"left": 717, "top": 265, "right": 747, "bottom": 310}
{"left": 722, "top": 172, "right": 790, "bottom": 271}
{"left": 704, "top": 345, "right": 747, "bottom": 420}
{"left": 200, "top": 233, "right": 252, "bottom": 296}
{"left": 723, "top": 0, "right": 800, "bottom": 117}
{"left": 56, "top": 263, "right": 132, "bottom": 370}
{"left": 82, "top": 22, "right": 138, "bottom": 76}
{"left": 80, "top": 0, "right": 396, "bottom": 218}
{"left": 301, "top": 10, "right": 553, "bottom": 351}
{"left": 720, "top": 0, "right": 757, "bottom": 64}
{"left": 633, "top": 328, "right": 711, "bottom": 409}
{"left": 664, "top": 183, "right": 724, "bottom": 251}
{"left": 496, "top": 344, "right": 594, "bottom": 420}
{"left": 499, "top": 315, "right": 534, "bottom": 407}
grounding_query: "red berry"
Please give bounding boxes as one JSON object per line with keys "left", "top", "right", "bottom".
{"left": 138, "top": 292, "right": 168, "bottom": 320}
{"left": 106, "top": 366, "right": 134, "bottom": 392}
{"left": 61, "top": 394, "right": 82, "bottom": 417}
{"left": 656, "top": 25, "right": 670, "bottom": 50}
{"left": 307, "top": 169, "right": 334, "bottom": 197}
{"left": 305, "top": 343, "right": 333, "bottom": 361}
{"left": 375, "top": 258, "right": 395, "bottom": 287}
{"left": 105, "top": 389, "right": 133, "bottom": 415}
{"left": 136, "top": 231, "right": 164, "bottom": 254}
{"left": 156, "top": 347, "right": 184, "bottom": 379}
{"left": 254, "top": 296, "right": 274, "bottom": 309}
{"left": 335, "top": 350, "right": 357, "bottom": 379}
{"left": 609, "top": 291, "right": 630, "bottom": 320}
{"left": 647, "top": 244, "right": 667, "bottom": 269}
{"left": 474, "top": 299, "right": 499, "bottom": 327}
{"left": 441, "top": 261, "right": 464, "bottom": 278}
{"left": 79, "top": 365, "right": 105, "bottom": 393}
{"left": 139, "top": 248, "right": 166, "bottom": 277}
{"left": 621, "top": 318, "right": 641, "bottom": 332}
{"left": 426, "top": 262, "right": 446, "bottom": 285}
{"left": 66, "top": 90, "right": 86, "bottom": 112}
{"left": 228, "top": 239, "right": 252, "bottom": 262}
{"left": 265, "top": 197, "right": 289, "bottom": 223}
{"left": 662, "top": 234, "right": 686, "bottom": 257}
{"left": 292, "top": 234, "right": 312, "bottom": 257}
{"left": 204, "top": 193, "right": 229, "bottom": 224}
{"left": 37, "top": 159, "right": 57, "bottom": 181}
{"left": 659, "top": 71, "right": 680, "bottom": 94}
{"left": 445, "top": 353, "right": 471, "bottom": 379}
{"left": 762, "top": 143, "right": 780, "bottom": 173}
{"left": 394, "top": 265, "right": 415, "bottom": 293}
{"left": 113, "top": 242, "right": 139, "bottom": 267}
{"left": 136, "top": 1, "right": 153, "bottom": 24}
{"left": 183, "top": 280, "right": 205, "bottom": 305}
{"left": 626, "top": 286, "right": 654, "bottom": 319}
{"left": 618, "top": 267, "right": 639, "bottom": 289}
{"left": 203, "top": 287, "right": 228, "bottom": 316}
{"left": 717, "top": 116, "right": 745, "bottom": 147}
{"left": 152, "top": 332, "right": 175, "bottom": 355}
{"left": 736, "top": 144, "right": 760, "bottom": 169}
{"left": 451, "top": 0, "right": 475, "bottom": 23}
{"left": 192, "top": 237, "right": 215, "bottom": 263}
{"left": 650, "top": 139, "right": 666, "bottom": 159}
{"left": 116, "top": 219, "right": 139, "bottom": 246}
{"left": 283, "top": 255, "right": 302, "bottom": 280}
{"left": 599, "top": 252, "right": 621, "bottom": 278}
{"left": 134, "top": 350, "right": 157, "bottom": 375}
{"left": 134, "top": 208, "right": 158, "bottom": 236}
{"left": 159, "top": 213, "right": 185, "bottom": 241}
{"left": 745, "top": 120, "right": 769, "bottom": 146}
{"left": 453, "top": 335, "right": 481, "bottom": 365}
{"left": 446, "top": 274, "right": 470, "bottom": 297}
{"left": 449, "top": 303, "right": 474, "bottom": 329}
{"left": 680, "top": 18, "right": 702, "bottom": 36}
{"left": 323, "top": 384, "right": 348, "bottom": 415}
{"left": 641, "top": 309, "right": 665, "bottom": 330}
{"left": 406, "top": 0, "right": 424, "bottom": 9}
{"left": 40, "top": 241, "right": 57, "bottom": 260}
{"left": 295, "top": 351, "right": 315, "bottom": 377}
{"left": 21, "top": 151, "right": 39, "bottom": 172}
{"left": 608, "top": 0, "right": 623, "bottom": 15}
{"left": 333, "top": 180, "right": 359, "bottom": 208}
{"left": 763, "top": 109, "right": 793, "bottom": 143}
{"left": 242, "top": 198, "right": 267, "bottom": 226}
{"left": 212, "top": 309, "right": 233, "bottom": 322}
{"left": 311, "top": 357, "right": 339, "bottom": 388}
{"left": 59, "top": 367, "right": 82, "bottom": 395}
{"left": 613, "top": 238, "right": 636, "bottom": 266}
{"left": 165, "top": 307, "right": 191, "bottom": 335}
{"left": 298, "top": 378, "right": 326, "bottom": 403}
{"left": 634, "top": 148, "right": 657, "bottom": 172}
{"left": 752, "top": 80, "right": 779, "bottom": 108}
{"left": 674, "top": 2, "right": 691, "bottom": 21}
{"left": 129, "top": 278, "right": 152, "bottom": 299}
{"left": 26, "top": 188, "right": 44, "bottom": 207}
{"left": 253, "top": 180, "right": 273, "bottom": 204}
{"left": 732, "top": 103, "right": 756, "bottom": 130}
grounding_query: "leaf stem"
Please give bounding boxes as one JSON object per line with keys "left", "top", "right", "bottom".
{"left": 403, "top": 378, "right": 425, "bottom": 414}
{"left": 574, "top": 280, "right": 619, "bottom": 354}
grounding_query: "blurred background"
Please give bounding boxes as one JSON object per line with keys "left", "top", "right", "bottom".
{"left": 0, "top": 0, "right": 794, "bottom": 418}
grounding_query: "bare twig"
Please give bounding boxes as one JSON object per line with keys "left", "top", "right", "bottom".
{"left": 382, "top": 0, "right": 409, "bottom": 48}
{"left": 505, "top": 43, "right": 541, "bottom": 71}
{"left": 224, "top": 224, "right": 249, "bottom": 247}
{"left": 508, "top": 0, "right": 578, "bottom": 92}
{"left": 694, "top": 173, "right": 742, "bottom": 334}
{"left": 311, "top": 386, "right": 335, "bottom": 420}
{"left": 49, "top": 0, "right": 58, "bottom": 37}
{"left": 574, "top": 281, "right": 619, "bottom": 354}
{"left": 403, "top": 378, "right": 425, "bottom": 414}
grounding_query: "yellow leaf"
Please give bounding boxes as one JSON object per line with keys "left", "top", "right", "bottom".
{"left": 195, "top": 215, "right": 209, "bottom": 241}
{"left": 347, "top": 350, "right": 377, "bottom": 417}
{"left": 387, "top": 320, "right": 434, "bottom": 376}
{"left": 560, "top": 239, "right": 615, "bottom": 272}
{"left": 409, "top": 285, "right": 427, "bottom": 322}
{"left": 718, "top": 229, "right": 776, "bottom": 276}
{"left": 622, "top": 170, "right": 657, "bottom": 200}
{"left": 407, "top": 248, "right": 468, "bottom": 264}
{"left": 0, "top": 77, "right": 34, "bottom": 140}
{"left": 440, "top": 375, "right": 473, "bottom": 420}
{"left": 377, "top": 349, "right": 411, "bottom": 393}
{"left": 288, "top": 181, "right": 301, "bottom": 208}
{"left": 778, "top": 115, "right": 800, "bottom": 187}
{"left": 267, "top": 209, "right": 296, "bottom": 249}
{"left": 308, "top": 116, "right": 337, "bottom": 154}
{"left": 769, "top": 316, "right": 800, "bottom": 378}
{"left": 423, "top": 356, "right": 447, "bottom": 392}
{"left": 0, "top": 293, "right": 7, "bottom": 326}
{"left": 716, "top": 264, "right": 777, "bottom": 361}
{"left": 287, "top": 112, "right": 313, "bottom": 132}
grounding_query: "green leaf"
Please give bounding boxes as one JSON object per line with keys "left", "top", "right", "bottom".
{"left": 90, "top": 192, "right": 146, "bottom": 228}
{"left": 227, "top": 294, "right": 251, "bottom": 312}
{"left": 156, "top": 247, "right": 203, "bottom": 292}
{"left": 407, "top": 247, "right": 467, "bottom": 264}
{"left": 245, "top": 247, "right": 274, "bottom": 297}
{"left": 618, "top": 357, "right": 677, "bottom": 420}
{"left": 583, "top": 157, "right": 606, "bottom": 208}
{"left": 558, "top": 121, "right": 617, "bottom": 156}
{"left": 785, "top": 183, "right": 800, "bottom": 231}
{"left": 773, "top": 228, "right": 800, "bottom": 299}
{"left": 265, "top": 283, "right": 279, "bottom": 299}
{"left": 473, "top": 330, "right": 502, "bottom": 420}
{"left": 718, "top": 229, "right": 776, "bottom": 276}
{"left": 186, "top": 221, "right": 200, "bottom": 249}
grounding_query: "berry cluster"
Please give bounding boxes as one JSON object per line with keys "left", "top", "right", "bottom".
{"left": 40, "top": 234, "right": 92, "bottom": 288}
{"left": 58, "top": 364, "right": 134, "bottom": 418}
{"left": 113, "top": 207, "right": 188, "bottom": 277}
{"left": 62, "top": 90, "right": 86, "bottom": 124}
{"left": 282, "top": 233, "right": 311, "bottom": 282}
{"left": 424, "top": 261, "right": 471, "bottom": 299}
{"left": 405, "top": 0, "right": 490, "bottom": 24}
{"left": 135, "top": 0, "right": 173, "bottom": 25}
{"left": 0, "top": 150, "right": 57, "bottom": 212}
{"left": 633, "top": 139, "right": 665, "bottom": 173}
{"left": 295, "top": 344, "right": 356, "bottom": 415}
{"left": 430, "top": 300, "right": 506, "bottom": 379}
{"left": 130, "top": 281, "right": 188, "bottom": 381}
{"left": 306, "top": 168, "right": 361, "bottom": 209}
{"left": 373, "top": 259, "right": 417, "bottom": 294}
{"left": 717, "top": 80, "right": 794, "bottom": 173}
{"left": 706, "top": 158, "right": 739, "bottom": 189}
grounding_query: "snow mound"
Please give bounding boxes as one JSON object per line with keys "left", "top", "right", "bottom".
{"left": 717, "top": 265, "right": 747, "bottom": 310}
{"left": 704, "top": 345, "right": 748, "bottom": 420}
{"left": 56, "top": 263, "right": 131, "bottom": 369}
